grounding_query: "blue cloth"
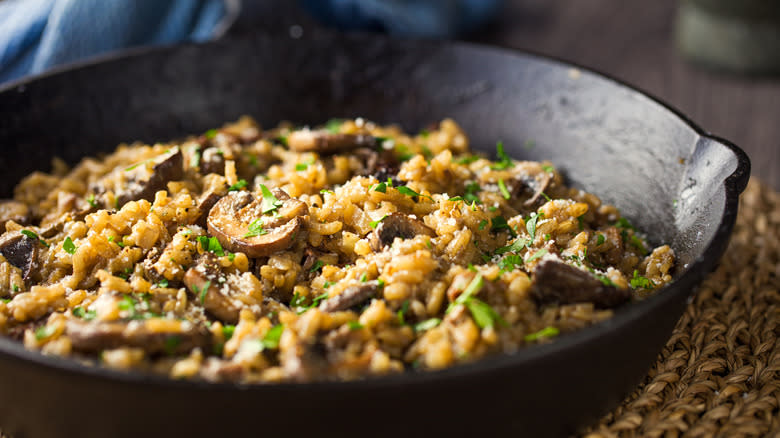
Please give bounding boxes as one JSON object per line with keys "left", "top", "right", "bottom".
{"left": 0, "top": 0, "right": 229, "bottom": 83}
{"left": 0, "top": 0, "right": 501, "bottom": 84}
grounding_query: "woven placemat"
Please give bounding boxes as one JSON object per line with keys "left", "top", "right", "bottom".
{"left": 583, "top": 178, "right": 780, "bottom": 438}
{"left": 2, "top": 179, "right": 778, "bottom": 438}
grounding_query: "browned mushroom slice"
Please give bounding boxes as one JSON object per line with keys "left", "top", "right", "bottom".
{"left": 116, "top": 148, "right": 184, "bottom": 205}
{"left": 511, "top": 171, "right": 552, "bottom": 207}
{"left": 0, "top": 232, "right": 39, "bottom": 284}
{"left": 207, "top": 189, "right": 308, "bottom": 258}
{"left": 199, "top": 147, "right": 225, "bottom": 175}
{"left": 184, "top": 256, "right": 245, "bottom": 324}
{"left": 354, "top": 147, "right": 400, "bottom": 182}
{"left": 192, "top": 191, "right": 222, "bottom": 228}
{"left": 531, "top": 259, "right": 631, "bottom": 309}
{"left": 287, "top": 130, "right": 378, "bottom": 154}
{"left": 319, "top": 281, "right": 380, "bottom": 313}
{"left": 0, "top": 200, "right": 30, "bottom": 233}
{"left": 369, "top": 213, "right": 436, "bottom": 251}
{"left": 66, "top": 319, "right": 212, "bottom": 355}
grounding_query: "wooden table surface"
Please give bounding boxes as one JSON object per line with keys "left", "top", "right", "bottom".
{"left": 469, "top": 0, "right": 779, "bottom": 190}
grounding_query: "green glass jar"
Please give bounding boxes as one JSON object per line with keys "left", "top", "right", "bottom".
{"left": 676, "top": 0, "right": 780, "bottom": 73}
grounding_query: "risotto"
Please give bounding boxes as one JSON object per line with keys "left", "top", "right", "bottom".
{"left": 0, "top": 117, "right": 674, "bottom": 382}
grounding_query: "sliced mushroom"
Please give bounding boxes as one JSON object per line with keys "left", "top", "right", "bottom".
{"left": 281, "top": 339, "right": 329, "bottom": 382}
{"left": 509, "top": 163, "right": 552, "bottom": 207}
{"left": 319, "top": 281, "right": 380, "bottom": 313}
{"left": 0, "top": 231, "right": 39, "bottom": 284}
{"left": 183, "top": 256, "right": 243, "bottom": 324}
{"left": 355, "top": 147, "right": 400, "bottom": 182}
{"left": 116, "top": 148, "right": 184, "bottom": 205}
{"left": 0, "top": 200, "right": 30, "bottom": 233}
{"left": 200, "top": 147, "right": 225, "bottom": 175}
{"left": 66, "top": 319, "right": 212, "bottom": 354}
{"left": 531, "top": 259, "right": 631, "bottom": 309}
{"left": 207, "top": 189, "right": 307, "bottom": 258}
{"left": 287, "top": 130, "right": 378, "bottom": 154}
{"left": 369, "top": 213, "right": 436, "bottom": 251}
{"left": 192, "top": 191, "right": 223, "bottom": 228}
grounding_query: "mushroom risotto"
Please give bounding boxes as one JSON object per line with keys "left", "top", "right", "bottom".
{"left": 0, "top": 117, "right": 674, "bottom": 382}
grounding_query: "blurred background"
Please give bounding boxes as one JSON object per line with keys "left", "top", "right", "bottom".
{"left": 0, "top": 0, "right": 777, "bottom": 189}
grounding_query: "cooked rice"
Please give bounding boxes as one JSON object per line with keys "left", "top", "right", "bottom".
{"left": 0, "top": 117, "right": 674, "bottom": 382}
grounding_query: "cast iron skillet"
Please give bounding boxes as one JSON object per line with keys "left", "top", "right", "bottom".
{"left": 0, "top": 31, "right": 749, "bottom": 438}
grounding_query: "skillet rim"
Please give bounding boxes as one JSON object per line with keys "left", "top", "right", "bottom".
{"left": 0, "top": 32, "right": 751, "bottom": 391}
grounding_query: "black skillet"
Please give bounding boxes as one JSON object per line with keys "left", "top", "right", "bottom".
{"left": 0, "top": 31, "right": 750, "bottom": 438}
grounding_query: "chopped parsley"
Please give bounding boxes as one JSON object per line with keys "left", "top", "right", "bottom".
{"left": 73, "top": 306, "right": 97, "bottom": 320}
{"left": 491, "top": 141, "right": 513, "bottom": 170}
{"left": 309, "top": 260, "right": 325, "bottom": 273}
{"left": 204, "top": 129, "right": 218, "bottom": 139}
{"left": 542, "top": 164, "right": 555, "bottom": 173}
{"left": 199, "top": 280, "right": 211, "bottom": 303}
{"left": 414, "top": 318, "right": 441, "bottom": 332}
{"left": 629, "top": 235, "right": 648, "bottom": 255}
{"left": 498, "top": 254, "right": 524, "bottom": 273}
{"left": 348, "top": 321, "right": 364, "bottom": 330}
{"left": 12, "top": 284, "right": 19, "bottom": 292}
{"left": 164, "top": 336, "right": 181, "bottom": 355}
{"left": 450, "top": 270, "right": 506, "bottom": 330}
{"left": 397, "top": 300, "right": 409, "bottom": 325}
{"left": 494, "top": 237, "right": 529, "bottom": 255}
{"left": 157, "top": 278, "right": 169, "bottom": 288}
{"left": 596, "top": 233, "right": 606, "bottom": 246}
{"left": 259, "top": 184, "right": 283, "bottom": 214}
{"left": 421, "top": 145, "right": 433, "bottom": 159}
{"left": 577, "top": 215, "right": 584, "bottom": 230}
{"left": 490, "top": 216, "right": 516, "bottom": 236}
{"left": 372, "top": 182, "right": 388, "bottom": 193}
{"left": 360, "top": 272, "right": 368, "bottom": 282}
{"left": 395, "top": 144, "right": 415, "bottom": 161}
{"left": 86, "top": 194, "right": 98, "bottom": 208}
{"left": 222, "top": 325, "right": 235, "bottom": 340}
{"left": 198, "top": 236, "right": 225, "bottom": 256}
{"left": 630, "top": 270, "right": 654, "bottom": 289}
{"left": 21, "top": 230, "right": 49, "bottom": 247}
{"left": 124, "top": 158, "right": 152, "bottom": 171}
{"left": 295, "top": 158, "right": 315, "bottom": 171}
{"left": 497, "top": 179, "right": 511, "bottom": 199}
{"left": 369, "top": 214, "right": 388, "bottom": 228}
{"left": 524, "top": 326, "right": 559, "bottom": 342}
{"left": 420, "top": 129, "right": 430, "bottom": 138}
{"left": 62, "top": 236, "right": 77, "bottom": 255}
{"left": 526, "top": 212, "right": 542, "bottom": 241}
{"left": 291, "top": 291, "right": 329, "bottom": 314}
{"left": 478, "top": 219, "right": 488, "bottom": 230}
{"left": 35, "top": 325, "right": 55, "bottom": 340}
{"left": 244, "top": 219, "right": 269, "bottom": 238}
{"left": 320, "top": 189, "right": 334, "bottom": 195}
{"left": 594, "top": 273, "right": 616, "bottom": 287}
{"left": 464, "top": 181, "right": 482, "bottom": 204}
{"left": 525, "top": 249, "right": 548, "bottom": 263}
{"left": 227, "top": 179, "right": 248, "bottom": 191}
{"left": 260, "top": 324, "right": 284, "bottom": 350}
{"left": 396, "top": 185, "right": 432, "bottom": 201}
{"left": 325, "top": 119, "right": 343, "bottom": 133}
{"left": 455, "top": 155, "right": 479, "bottom": 165}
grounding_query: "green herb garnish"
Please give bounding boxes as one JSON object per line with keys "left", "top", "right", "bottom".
{"left": 526, "top": 212, "right": 542, "bottom": 241}
{"left": 490, "top": 216, "right": 516, "bottom": 236}
{"left": 524, "top": 326, "right": 559, "bottom": 342}
{"left": 596, "top": 234, "right": 606, "bottom": 246}
{"left": 464, "top": 181, "right": 482, "bottom": 204}
{"left": 369, "top": 214, "right": 388, "bottom": 228}
{"left": 320, "top": 189, "right": 334, "bottom": 195}
{"left": 260, "top": 324, "right": 284, "bottom": 350}
{"left": 204, "top": 129, "right": 218, "bottom": 139}
{"left": 199, "top": 280, "right": 211, "bottom": 303}
{"left": 158, "top": 278, "right": 169, "bottom": 288}
{"left": 498, "top": 254, "right": 524, "bottom": 273}
{"left": 295, "top": 158, "right": 315, "bottom": 171}
{"left": 86, "top": 194, "right": 98, "bottom": 208}
{"left": 498, "top": 179, "right": 511, "bottom": 199}
{"left": 228, "top": 179, "right": 248, "bottom": 191}
{"left": 164, "top": 336, "right": 181, "bottom": 355}
{"left": 360, "top": 273, "right": 368, "bottom": 282}
{"left": 259, "top": 184, "right": 283, "bottom": 214}
{"left": 494, "top": 237, "right": 529, "bottom": 255}
{"left": 414, "top": 318, "right": 441, "bottom": 332}
{"left": 542, "top": 164, "right": 555, "bottom": 173}
{"left": 455, "top": 155, "right": 479, "bottom": 165}
{"left": 63, "top": 236, "right": 77, "bottom": 255}
{"left": 348, "top": 321, "right": 364, "bottom": 330}
{"left": 198, "top": 236, "right": 225, "bottom": 256}
{"left": 372, "top": 182, "right": 387, "bottom": 193}
{"left": 397, "top": 300, "right": 409, "bottom": 325}
{"left": 21, "top": 230, "right": 49, "bottom": 248}
{"left": 222, "top": 325, "right": 236, "bottom": 340}
{"left": 396, "top": 186, "right": 432, "bottom": 201}
{"left": 491, "top": 141, "right": 513, "bottom": 170}
{"left": 35, "top": 326, "right": 55, "bottom": 340}
{"left": 325, "top": 119, "right": 343, "bottom": 133}
{"left": 630, "top": 270, "right": 654, "bottom": 289}
{"left": 478, "top": 219, "right": 488, "bottom": 230}
{"left": 309, "top": 260, "right": 325, "bottom": 273}
{"left": 191, "top": 147, "right": 201, "bottom": 168}
{"left": 12, "top": 284, "right": 19, "bottom": 292}
{"left": 525, "top": 249, "right": 548, "bottom": 263}
{"left": 465, "top": 297, "right": 506, "bottom": 328}
{"left": 244, "top": 219, "right": 269, "bottom": 238}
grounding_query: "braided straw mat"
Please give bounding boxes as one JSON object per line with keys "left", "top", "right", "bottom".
{"left": 2, "top": 179, "right": 778, "bottom": 438}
